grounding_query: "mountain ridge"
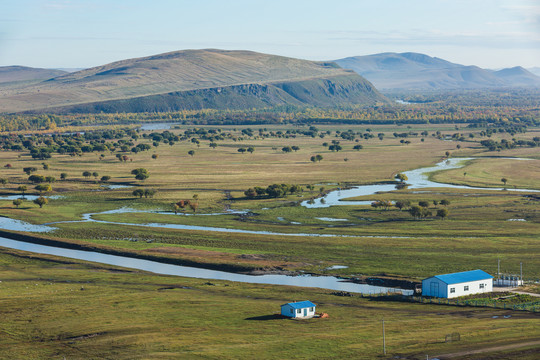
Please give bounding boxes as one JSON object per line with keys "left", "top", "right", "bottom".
{"left": 334, "top": 52, "right": 540, "bottom": 90}
{"left": 0, "top": 49, "right": 386, "bottom": 113}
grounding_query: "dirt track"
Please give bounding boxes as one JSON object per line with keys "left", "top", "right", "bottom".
{"left": 435, "top": 339, "right": 540, "bottom": 359}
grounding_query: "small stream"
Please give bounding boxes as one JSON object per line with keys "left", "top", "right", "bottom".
{"left": 0, "top": 237, "right": 413, "bottom": 295}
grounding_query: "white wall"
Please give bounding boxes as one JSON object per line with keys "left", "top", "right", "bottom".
{"left": 422, "top": 278, "right": 492, "bottom": 298}
{"left": 281, "top": 305, "right": 316, "bottom": 318}
{"left": 446, "top": 279, "right": 492, "bottom": 298}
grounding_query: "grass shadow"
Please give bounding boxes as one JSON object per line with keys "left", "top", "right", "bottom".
{"left": 245, "top": 314, "right": 287, "bottom": 321}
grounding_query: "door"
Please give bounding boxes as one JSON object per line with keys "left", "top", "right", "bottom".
{"left": 303, "top": 308, "right": 307, "bottom": 317}
{"left": 430, "top": 281, "right": 439, "bottom": 297}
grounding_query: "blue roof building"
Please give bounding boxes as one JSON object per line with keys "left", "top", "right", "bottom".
{"left": 422, "top": 270, "right": 493, "bottom": 298}
{"left": 281, "top": 301, "right": 316, "bottom": 318}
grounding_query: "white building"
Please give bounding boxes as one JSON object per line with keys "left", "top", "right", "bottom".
{"left": 422, "top": 269, "right": 493, "bottom": 298}
{"left": 281, "top": 300, "right": 316, "bottom": 319}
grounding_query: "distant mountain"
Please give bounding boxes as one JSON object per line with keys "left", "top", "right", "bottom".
{"left": 0, "top": 49, "right": 386, "bottom": 113}
{"left": 528, "top": 67, "right": 540, "bottom": 77}
{"left": 334, "top": 52, "right": 540, "bottom": 90}
{"left": 0, "top": 66, "right": 67, "bottom": 84}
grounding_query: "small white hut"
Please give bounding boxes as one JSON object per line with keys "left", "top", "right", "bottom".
{"left": 422, "top": 269, "right": 493, "bottom": 298}
{"left": 281, "top": 301, "right": 316, "bottom": 319}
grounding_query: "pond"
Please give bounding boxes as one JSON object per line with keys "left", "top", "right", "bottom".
{"left": 139, "top": 123, "right": 181, "bottom": 131}
{"left": 0, "top": 237, "right": 413, "bottom": 295}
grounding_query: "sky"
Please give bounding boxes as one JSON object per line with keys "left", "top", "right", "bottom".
{"left": 1, "top": 0, "right": 539, "bottom": 69}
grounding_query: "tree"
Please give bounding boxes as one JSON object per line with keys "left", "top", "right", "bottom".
{"left": 13, "top": 198, "right": 23, "bottom": 208}
{"left": 82, "top": 171, "right": 92, "bottom": 179}
{"left": 436, "top": 208, "right": 449, "bottom": 220}
{"left": 42, "top": 163, "right": 49, "bottom": 170}
{"left": 209, "top": 142, "right": 218, "bottom": 149}
{"left": 131, "top": 168, "right": 149, "bottom": 181}
{"left": 418, "top": 201, "right": 430, "bottom": 208}
{"left": 0, "top": 178, "right": 8, "bottom": 185}
{"left": 35, "top": 184, "right": 52, "bottom": 194}
{"left": 371, "top": 200, "right": 392, "bottom": 210}
{"left": 132, "top": 189, "right": 145, "bottom": 198}
{"left": 247, "top": 147, "right": 255, "bottom": 154}
{"left": 23, "top": 167, "right": 37, "bottom": 175}
{"left": 394, "top": 200, "right": 410, "bottom": 210}
{"left": 409, "top": 205, "right": 431, "bottom": 219}
{"left": 409, "top": 206, "right": 423, "bottom": 219}
{"left": 395, "top": 173, "right": 408, "bottom": 182}
{"left": 60, "top": 173, "right": 68, "bottom": 180}
{"left": 188, "top": 150, "right": 195, "bottom": 157}
{"left": 244, "top": 188, "right": 257, "bottom": 198}
{"left": 501, "top": 178, "right": 508, "bottom": 186}
{"left": 353, "top": 144, "right": 363, "bottom": 151}
{"left": 433, "top": 200, "right": 439, "bottom": 206}
{"left": 152, "top": 154, "right": 159, "bottom": 160}
{"left": 45, "top": 176, "right": 55, "bottom": 183}
{"left": 28, "top": 174, "right": 45, "bottom": 184}
{"left": 188, "top": 200, "right": 199, "bottom": 213}
{"left": 33, "top": 196, "right": 48, "bottom": 208}
{"left": 291, "top": 146, "right": 300, "bottom": 152}
{"left": 144, "top": 189, "right": 157, "bottom": 198}
{"left": 440, "top": 199, "right": 450, "bottom": 206}
{"left": 282, "top": 146, "right": 292, "bottom": 153}
{"left": 92, "top": 172, "right": 99, "bottom": 179}
{"left": 18, "top": 185, "right": 27, "bottom": 196}
{"left": 237, "top": 147, "right": 247, "bottom": 154}
{"left": 101, "top": 175, "right": 111, "bottom": 183}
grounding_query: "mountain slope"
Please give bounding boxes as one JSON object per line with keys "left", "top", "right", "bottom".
{"left": 0, "top": 66, "right": 67, "bottom": 84}
{"left": 493, "top": 67, "right": 540, "bottom": 87}
{"left": 0, "top": 49, "right": 386, "bottom": 113}
{"left": 335, "top": 53, "right": 540, "bottom": 90}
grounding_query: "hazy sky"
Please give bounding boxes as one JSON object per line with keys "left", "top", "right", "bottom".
{"left": 1, "top": 0, "right": 539, "bottom": 69}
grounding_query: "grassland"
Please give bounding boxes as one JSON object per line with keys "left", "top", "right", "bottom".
{"left": 1, "top": 248, "right": 539, "bottom": 359}
{"left": 0, "top": 124, "right": 538, "bottom": 279}
{"left": 0, "top": 122, "right": 539, "bottom": 359}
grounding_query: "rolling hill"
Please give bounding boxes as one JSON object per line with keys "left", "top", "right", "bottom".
{"left": 0, "top": 66, "right": 67, "bottom": 84}
{"left": 334, "top": 52, "right": 540, "bottom": 90}
{"left": 0, "top": 49, "right": 386, "bottom": 113}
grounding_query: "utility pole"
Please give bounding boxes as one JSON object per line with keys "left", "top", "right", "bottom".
{"left": 520, "top": 262, "right": 523, "bottom": 285}
{"left": 498, "top": 259, "right": 500, "bottom": 281}
{"left": 382, "top": 319, "right": 386, "bottom": 355}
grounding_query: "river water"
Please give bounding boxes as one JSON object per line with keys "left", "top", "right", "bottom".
{"left": 0, "top": 237, "right": 413, "bottom": 295}
{"left": 301, "top": 157, "right": 538, "bottom": 208}
{"left": 0, "top": 156, "right": 536, "bottom": 295}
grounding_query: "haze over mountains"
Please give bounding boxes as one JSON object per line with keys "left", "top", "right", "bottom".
{"left": 335, "top": 52, "right": 540, "bottom": 90}
{"left": 0, "top": 49, "right": 385, "bottom": 113}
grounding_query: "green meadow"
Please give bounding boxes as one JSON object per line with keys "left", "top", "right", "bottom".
{"left": 0, "top": 123, "right": 539, "bottom": 358}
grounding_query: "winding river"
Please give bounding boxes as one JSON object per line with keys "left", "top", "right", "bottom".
{"left": 0, "top": 237, "right": 413, "bottom": 295}
{"left": 0, "top": 156, "right": 536, "bottom": 295}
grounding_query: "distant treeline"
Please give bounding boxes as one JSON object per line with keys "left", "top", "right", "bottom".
{"left": 0, "top": 88, "right": 538, "bottom": 131}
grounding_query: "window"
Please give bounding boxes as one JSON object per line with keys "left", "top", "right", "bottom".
{"left": 464, "top": 286, "right": 469, "bottom": 291}
{"left": 479, "top": 283, "right": 485, "bottom": 289}
{"left": 450, "top": 287, "right": 455, "bottom": 293}
{"left": 297, "top": 309, "right": 301, "bottom": 314}
{"left": 310, "top": 307, "right": 314, "bottom": 312}
{"left": 290, "top": 309, "right": 294, "bottom": 314}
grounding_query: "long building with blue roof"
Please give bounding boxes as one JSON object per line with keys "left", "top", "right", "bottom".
{"left": 422, "top": 269, "right": 493, "bottom": 298}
